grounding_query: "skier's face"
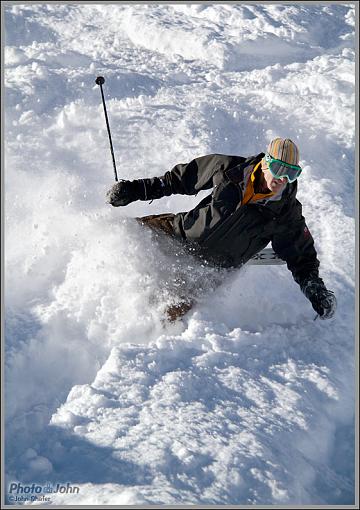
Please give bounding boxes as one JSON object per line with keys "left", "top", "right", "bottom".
{"left": 261, "top": 158, "right": 288, "bottom": 193}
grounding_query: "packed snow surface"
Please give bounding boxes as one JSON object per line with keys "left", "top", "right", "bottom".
{"left": 4, "top": 3, "right": 355, "bottom": 506}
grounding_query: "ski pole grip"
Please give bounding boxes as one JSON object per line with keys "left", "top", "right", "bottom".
{"left": 96, "top": 76, "right": 105, "bottom": 85}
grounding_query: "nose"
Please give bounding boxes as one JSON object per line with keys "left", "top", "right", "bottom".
{"left": 270, "top": 176, "right": 287, "bottom": 189}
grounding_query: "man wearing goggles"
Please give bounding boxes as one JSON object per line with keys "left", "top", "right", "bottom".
{"left": 264, "top": 152, "right": 302, "bottom": 182}
{"left": 106, "top": 137, "right": 336, "bottom": 322}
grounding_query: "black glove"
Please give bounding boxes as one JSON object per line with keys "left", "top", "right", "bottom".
{"left": 300, "top": 277, "right": 337, "bottom": 320}
{"left": 106, "top": 180, "right": 144, "bottom": 207}
{"left": 106, "top": 177, "right": 171, "bottom": 207}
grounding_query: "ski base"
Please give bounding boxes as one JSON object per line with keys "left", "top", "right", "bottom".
{"left": 248, "top": 248, "right": 286, "bottom": 265}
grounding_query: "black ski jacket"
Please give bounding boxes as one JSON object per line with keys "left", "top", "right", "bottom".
{"left": 146, "top": 153, "right": 320, "bottom": 286}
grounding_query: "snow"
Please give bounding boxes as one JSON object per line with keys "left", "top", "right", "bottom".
{"left": 4, "top": 3, "right": 356, "bottom": 506}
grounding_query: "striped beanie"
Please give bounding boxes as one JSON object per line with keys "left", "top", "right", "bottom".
{"left": 267, "top": 138, "right": 300, "bottom": 165}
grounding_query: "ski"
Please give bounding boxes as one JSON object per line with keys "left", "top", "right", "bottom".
{"left": 247, "top": 248, "right": 286, "bottom": 265}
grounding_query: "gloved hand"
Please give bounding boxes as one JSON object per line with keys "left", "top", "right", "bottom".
{"left": 106, "top": 176, "right": 171, "bottom": 206}
{"left": 106, "top": 180, "right": 143, "bottom": 207}
{"left": 301, "top": 278, "right": 337, "bottom": 320}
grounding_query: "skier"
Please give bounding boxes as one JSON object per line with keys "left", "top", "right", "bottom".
{"left": 106, "top": 138, "right": 337, "bottom": 321}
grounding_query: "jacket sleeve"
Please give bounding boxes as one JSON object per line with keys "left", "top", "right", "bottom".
{"left": 131, "top": 154, "right": 232, "bottom": 201}
{"left": 161, "top": 154, "right": 235, "bottom": 195}
{"left": 271, "top": 199, "right": 322, "bottom": 287}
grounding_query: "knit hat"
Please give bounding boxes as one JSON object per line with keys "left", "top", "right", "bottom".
{"left": 267, "top": 138, "right": 300, "bottom": 165}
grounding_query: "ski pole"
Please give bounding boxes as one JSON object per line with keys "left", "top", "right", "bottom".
{"left": 95, "top": 76, "right": 118, "bottom": 182}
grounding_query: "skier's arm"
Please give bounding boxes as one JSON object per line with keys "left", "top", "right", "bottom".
{"left": 161, "top": 154, "right": 231, "bottom": 195}
{"left": 271, "top": 199, "right": 320, "bottom": 284}
{"left": 106, "top": 154, "right": 237, "bottom": 206}
{"left": 272, "top": 200, "right": 336, "bottom": 319}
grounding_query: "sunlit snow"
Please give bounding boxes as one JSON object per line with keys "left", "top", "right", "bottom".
{"left": 4, "top": 3, "right": 355, "bottom": 506}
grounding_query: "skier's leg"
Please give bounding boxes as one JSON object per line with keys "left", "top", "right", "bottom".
{"left": 136, "top": 213, "right": 176, "bottom": 236}
{"left": 165, "top": 300, "right": 194, "bottom": 322}
{"left": 136, "top": 214, "right": 194, "bottom": 321}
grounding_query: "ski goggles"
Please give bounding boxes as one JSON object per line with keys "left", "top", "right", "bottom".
{"left": 264, "top": 153, "right": 302, "bottom": 183}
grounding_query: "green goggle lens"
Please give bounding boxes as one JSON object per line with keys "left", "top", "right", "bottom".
{"left": 264, "top": 153, "right": 302, "bottom": 183}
